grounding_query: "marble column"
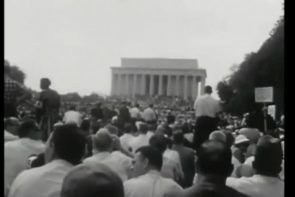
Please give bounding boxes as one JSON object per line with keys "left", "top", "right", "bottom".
{"left": 184, "top": 75, "right": 188, "bottom": 99}
{"left": 111, "top": 73, "right": 115, "bottom": 95}
{"left": 149, "top": 74, "right": 154, "bottom": 96}
{"left": 193, "top": 76, "right": 198, "bottom": 99}
{"left": 175, "top": 75, "right": 180, "bottom": 97}
{"left": 159, "top": 74, "right": 163, "bottom": 95}
{"left": 133, "top": 74, "right": 137, "bottom": 97}
{"left": 125, "top": 74, "right": 129, "bottom": 96}
{"left": 200, "top": 77, "right": 205, "bottom": 95}
{"left": 142, "top": 74, "right": 146, "bottom": 95}
{"left": 167, "top": 75, "right": 171, "bottom": 96}
{"left": 117, "top": 74, "right": 122, "bottom": 95}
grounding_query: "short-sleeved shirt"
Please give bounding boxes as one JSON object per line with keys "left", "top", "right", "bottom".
{"left": 124, "top": 170, "right": 183, "bottom": 197}
{"left": 8, "top": 159, "right": 73, "bottom": 197}
{"left": 193, "top": 94, "right": 221, "bottom": 118}
{"left": 227, "top": 174, "right": 284, "bottom": 197}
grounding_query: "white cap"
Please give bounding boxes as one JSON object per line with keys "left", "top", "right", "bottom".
{"left": 235, "top": 134, "right": 250, "bottom": 145}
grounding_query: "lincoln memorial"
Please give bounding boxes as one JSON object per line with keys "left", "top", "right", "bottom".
{"left": 111, "top": 58, "right": 207, "bottom": 100}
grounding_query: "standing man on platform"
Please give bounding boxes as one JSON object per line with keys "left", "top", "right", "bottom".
{"left": 38, "top": 78, "right": 61, "bottom": 141}
{"left": 193, "top": 85, "right": 221, "bottom": 152}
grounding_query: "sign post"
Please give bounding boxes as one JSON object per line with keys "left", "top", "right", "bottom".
{"left": 255, "top": 87, "right": 274, "bottom": 133}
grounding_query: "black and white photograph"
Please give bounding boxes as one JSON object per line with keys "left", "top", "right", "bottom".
{"left": 4, "top": 0, "right": 284, "bottom": 197}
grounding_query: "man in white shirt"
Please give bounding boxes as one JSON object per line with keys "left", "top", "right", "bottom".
{"left": 4, "top": 117, "right": 20, "bottom": 142}
{"left": 8, "top": 124, "right": 87, "bottom": 197}
{"left": 129, "top": 123, "right": 150, "bottom": 154}
{"left": 227, "top": 135, "right": 284, "bottom": 197}
{"left": 63, "top": 105, "right": 82, "bottom": 127}
{"left": 193, "top": 85, "right": 221, "bottom": 152}
{"left": 142, "top": 104, "right": 157, "bottom": 124}
{"left": 129, "top": 103, "right": 141, "bottom": 120}
{"left": 61, "top": 163, "right": 124, "bottom": 197}
{"left": 124, "top": 146, "right": 183, "bottom": 197}
{"left": 5, "top": 119, "right": 45, "bottom": 196}
{"left": 120, "top": 123, "right": 135, "bottom": 153}
{"left": 84, "top": 128, "right": 132, "bottom": 181}
{"left": 149, "top": 134, "right": 184, "bottom": 184}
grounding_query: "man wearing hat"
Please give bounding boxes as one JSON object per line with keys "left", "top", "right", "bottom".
{"left": 227, "top": 135, "right": 284, "bottom": 197}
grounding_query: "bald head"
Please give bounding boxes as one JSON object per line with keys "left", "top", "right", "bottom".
{"left": 253, "top": 135, "right": 283, "bottom": 176}
{"left": 61, "top": 164, "right": 123, "bottom": 197}
{"left": 93, "top": 129, "right": 113, "bottom": 152}
{"left": 196, "top": 140, "right": 233, "bottom": 176}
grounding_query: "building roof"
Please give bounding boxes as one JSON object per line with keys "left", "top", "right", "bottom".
{"left": 121, "top": 58, "right": 199, "bottom": 70}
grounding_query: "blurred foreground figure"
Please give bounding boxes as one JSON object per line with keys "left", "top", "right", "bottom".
{"left": 4, "top": 117, "right": 20, "bottom": 142}
{"left": 182, "top": 140, "right": 249, "bottom": 197}
{"left": 61, "top": 163, "right": 124, "bottom": 197}
{"left": 8, "top": 124, "right": 86, "bottom": 197}
{"left": 227, "top": 135, "right": 284, "bottom": 197}
{"left": 5, "top": 119, "right": 44, "bottom": 196}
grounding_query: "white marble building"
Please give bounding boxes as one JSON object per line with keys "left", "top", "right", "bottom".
{"left": 111, "top": 58, "right": 206, "bottom": 100}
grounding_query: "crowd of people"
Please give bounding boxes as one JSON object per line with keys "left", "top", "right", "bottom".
{"left": 4, "top": 62, "right": 284, "bottom": 197}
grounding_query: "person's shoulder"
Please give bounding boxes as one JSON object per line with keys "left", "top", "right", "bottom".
{"left": 225, "top": 185, "right": 251, "bottom": 197}
{"left": 226, "top": 176, "right": 254, "bottom": 189}
{"left": 5, "top": 139, "right": 21, "bottom": 148}
{"left": 124, "top": 175, "right": 145, "bottom": 187}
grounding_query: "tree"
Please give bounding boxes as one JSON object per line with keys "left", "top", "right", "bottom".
{"left": 5, "top": 60, "right": 26, "bottom": 84}
{"left": 217, "top": 16, "right": 284, "bottom": 119}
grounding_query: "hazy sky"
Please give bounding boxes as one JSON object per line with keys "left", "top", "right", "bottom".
{"left": 5, "top": 0, "right": 283, "bottom": 96}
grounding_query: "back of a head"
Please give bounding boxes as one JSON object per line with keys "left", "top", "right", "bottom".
{"left": 18, "top": 119, "right": 40, "bottom": 138}
{"left": 93, "top": 129, "right": 113, "bottom": 151}
{"left": 69, "top": 105, "right": 76, "bottom": 111}
{"left": 61, "top": 163, "right": 124, "bottom": 197}
{"left": 139, "top": 122, "right": 148, "bottom": 134}
{"left": 253, "top": 135, "right": 283, "bottom": 176}
{"left": 147, "top": 123, "right": 156, "bottom": 132}
{"left": 222, "top": 130, "right": 235, "bottom": 148}
{"left": 209, "top": 130, "right": 226, "bottom": 143}
{"left": 40, "top": 78, "right": 51, "bottom": 89}
{"left": 136, "top": 146, "right": 163, "bottom": 171}
{"left": 149, "top": 134, "right": 167, "bottom": 154}
{"left": 105, "top": 124, "right": 119, "bottom": 136}
{"left": 204, "top": 85, "right": 212, "bottom": 94}
{"left": 123, "top": 122, "right": 132, "bottom": 133}
{"left": 52, "top": 124, "right": 86, "bottom": 165}
{"left": 80, "top": 119, "right": 90, "bottom": 132}
{"left": 196, "top": 140, "right": 233, "bottom": 176}
{"left": 4, "top": 117, "right": 20, "bottom": 129}
{"left": 173, "top": 130, "right": 184, "bottom": 144}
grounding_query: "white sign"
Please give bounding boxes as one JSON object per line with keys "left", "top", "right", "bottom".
{"left": 255, "top": 87, "right": 273, "bottom": 103}
{"left": 268, "top": 105, "right": 276, "bottom": 120}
